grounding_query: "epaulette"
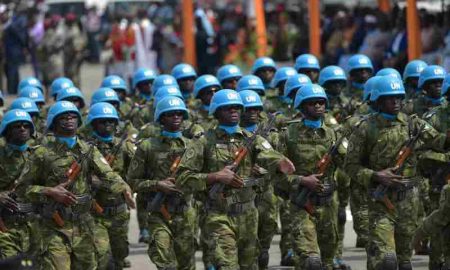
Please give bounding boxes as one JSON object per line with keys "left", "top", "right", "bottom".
{"left": 423, "top": 109, "right": 437, "bottom": 120}
{"left": 140, "top": 123, "right": 151, "bottom": 130}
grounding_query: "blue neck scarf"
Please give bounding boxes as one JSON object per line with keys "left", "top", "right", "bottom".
{"left": 244, "top": 124, "right": 258, "bottom": 133}
{"left": 425, "top": 96, "right": 443, "bottom": 105}
{"left": 352, "top": 82, "right": 365, "bottom": 91}
{"left": 282, "top": 97, "right": 293, "bottom": 105}
{"left": 380, "top": 112, "right": 397, "bottom": 120}
{"left": 201, "top": 104, "right": 210, "bottom": 111}
{"left": 140, "top": 93, "right": 152, "bottom": 102}
{"left": 56, "top": 136, "right": 77, "bottom": 149}
{"left": 303, "top": 119, "right": 322, "bottom": 129}
{"left": 94, "top": 131, "right": 114, "bottom": 143}
{"left": 182, "top": 92, "right": 192, "bottom": 100}
{"left": 219, "top": 124, "right": 239, "bottom": 135}
{"left": 8, "top": 143, "right": 28, "bottom": 152}
{"left": 161, "top": 130, "right": 182, "bottom": 138}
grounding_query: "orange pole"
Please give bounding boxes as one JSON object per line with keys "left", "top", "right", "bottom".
{"left": 254, "top": 0, "right": 267, "bottom": 57}
{"left": 308, "top": 0, "right": 321, "bottom": 57}
{"left": 378, "top": 0, "right": 391, "bottom": 13}
{"left": 406, "top": 0, "right": 422, "bottom": 60}
{"left": 182, "top": 0, "right": 196, "bottom": 67}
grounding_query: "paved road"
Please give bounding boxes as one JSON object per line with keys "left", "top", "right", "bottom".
{"left": 11, "top": 63, "right": 430, "bottom": 270}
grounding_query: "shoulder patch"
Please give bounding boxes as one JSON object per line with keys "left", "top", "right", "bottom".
{"left": 262, "top": 140, "right": 272, "bottom": 150}
{"left": 100, "top": 156, "right": 109, "bottom": 165}
{"left": 185, "top": 148, "right": 196, "bottom": 160}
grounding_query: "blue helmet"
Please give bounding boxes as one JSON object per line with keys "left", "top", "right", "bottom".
{"left": 271, "top": 67, "right": 297, "bottom": 88}
{"left": 216, "top": 64, "right": 243, "bottom": 83}
{"left": 318, "top": 65, "right": 347, "bottom": 86}
{"left": 18, "top": 86, "right": 45, "bottom": 104}
{"left": 236, "top": 75, "right": 265, "bottom": 94}
{"left": 294, "top": 54, "right": 320, "bottom": 71}
{"left": 370, "top": 76, "right": 405, "bottom": 102}
{"left": 132, "top": 68, "right": 157, "bottom": 89}
{"left": 418, "top": 65, "right": 446, "bottom": 89}
{"left": 19, "top": 77, "right": 43, "bottom": 92}
{"left": 346, "top": 54, "right": 373, "bottom": 73}
{"left": 193, "top": 75, "right": 221, "bottom": 98}
{"left": 0, "top": 109, "right": 35, "bottom": 136}
{"left": 294, "top": 84, "right": 328, "bottom": 110}
{"left": 154, "top": 96, "right": 189, "bottom": 123}
{"left": 363, "top": 76, "right": 382, "bottom": 102}
{"left": 251, "top": 57, "right": 277, "bottom": 74}
{"left": 101, "top": 75, "right": 128, "bottom": 93}
{"left": 91, "top": 87, "right": 120, "bottom": 105}
{"left": 50, "top": 77, "right": 74, "bottom": 98}
{"left": 153, "top": 86, "right": 183, "bottom": 106}
{"left": 209, "top": 89, "right": 244, "bottom": 115}
{"left": 87, "top": 102, "right": 119, "bottom": 125}
{"left": 56, "top": 87, "right": 85, "bottom": 108}
{"left": 10, "top": 97, "right": 40, "bottom": 115}
{"left": 151, "top": 75, "right": 178, "bottom": 95}
{"left": 171, "top": 63, "right": 197, "bottom": 80}
{"left": 239, "top": 90, "right": 263, "bottom": 110}
{"left": 442, "top": 74, "right": 450, "bottom": 96}
{"left": 376, "top": 68, "right": 402, "bottom": 80}
{"left": 284, "top": 74, "right": 312, "bottom": 98}
{"left": 403, "top": 60, "right": 428, "bottom": 81}
{"left": 46, "top": 101, "right": 82, "bottom": 130}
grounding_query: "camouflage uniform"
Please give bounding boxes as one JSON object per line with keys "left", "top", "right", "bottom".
{"left": 345, "top": 112, "right": 447, "bottom": 270}
{"left": 190, "top": 108, "right": 218, "bottom": 132}
{"left": 402, "top": 95, "right": 446, "bottom": 116}
{"left": 276, "top": 120, "right": 344, "bottom": 270}
{"left": 16, "top": 136, "right": 130, "bottom": 270}
{"left": 138, "top": 120, "right": 204, "bottom": 141}
{"left": 63, "top": 24, "right": 87, "bottom": 86}
{"left": 177, "top": 127, "right": 285, "bottom": 269}
{"left": 36, "top": 28, "right": 64, "bottom": 88}
{"left": 127, "top": 135, "right": 197, "bottom": 270}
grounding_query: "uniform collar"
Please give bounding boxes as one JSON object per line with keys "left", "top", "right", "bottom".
{"left": 215, "top": 125, "right": 245, "bottom": 138}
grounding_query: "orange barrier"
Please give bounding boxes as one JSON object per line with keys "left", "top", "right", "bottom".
{"left": 182, "top": 0, "right": 196, "bottom": 67}
{"left": 308, "top": 0, "right": 321, "bottom": 57}
{"left": 378, "top": 0, "right": 392, "bottom": 13}
{"left": 406, "top": 0, "right": 422, "bottom": 60}
{"left": 254, "top": 0, "right": 268, "bottom": 57}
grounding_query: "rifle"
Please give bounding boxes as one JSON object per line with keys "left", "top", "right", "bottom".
{"left": 105, "top": 132, "right": 129, "bottom": 165}
{"left": 260, "top": 112, "right": 281, "bottom": 138}
{"left": 148, "top": 148, "right": 186, "bottom": 221}
{"left": 372, "top": 123, "right": 426, "bottom": 213}
{"left": 52, "top": 144, "right": 95, "bottom": 227}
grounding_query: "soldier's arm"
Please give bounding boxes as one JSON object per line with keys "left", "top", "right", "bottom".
{"left": 176, "top": 141, "right": 208, "bottom": 193}
{"left": 126, "top": 140, "right": 158, "bottom": 192}
{"left": 420, "top": 184, "right": 450, "bottom": 234}
{"left": 253, "top": 135, "right": 286, "bottom": 174}
{"left": 415, "top": 117, "right": 447, "bottom": 151}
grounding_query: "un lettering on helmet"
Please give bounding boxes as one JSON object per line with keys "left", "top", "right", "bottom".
{"left": 168, "top": 87, "right": 178, "bottom": 94}
{"left": 22, "top": 101, "right": 33, "bottom": 108}
{"left": 205, "top": 77, "right": 214, "bottom": 82}
{"left": 169, "top": 98, "right": 181, "bottom": 106}
{"left": 103, "top": 107, "right": 113, "bottom": 114}
{"left": 359, "top": 58, "right": 368, "bottom": 64}
{"left": 390, "top": 82, "right": 402, "bottom": 90}
{"left": 416, "top": 66, "right": 425, "bottom": 73}
{"left": 164, "top": 78, "right": 174, "bottom": 85}
{"left": 246, "top": 95, "right": 257, "bottom": 102}
{"left": 144, "top": 71, "right": 154, "bottom": 76}
{"left": 299, "top": 77, "right": 308, "bottom": 83}
{"left": 105, "top": 90, "right": 115, "bottom": 97}
{"left": 229, "top": 67, "right": 239, "bottom": 74}
{"left": 334, "top": 69, "right": 344, "bottom": 76}
{"left": 111, "top": 79, "right": 121, "bottom": 85}
{"left": 15, "top": 110, "right": 27, "bottom": 117}
{"left": 227, "top": 92, "right": 239, "bottom": 100}
{"left": 30, "top": 92, "right": 38, "bottom": 98}
{"left": 434, "top": 68, "right": 444, "bottom": 75}
{"left": 248, "top": 79, "right": 258, "bottom": 85}
{"left": 312, "top": 85, "right": 322, "bottom": 93}
{"left": 61, "top": 101, "right": 74, "bottom": 108}
{"left": 286, "top": 70, "right": 296, "bottom": 75}
{"left": 263, "top": 59, "right": 272, "bottom": 64}
{"left": 307, "top": 58, "right": 317, "bottom": 64}
{"left": 67, "top": 88, "right": 77, "bottom": 93}
{"left": 182, "top": 67, "right": 192, "bottom": 73}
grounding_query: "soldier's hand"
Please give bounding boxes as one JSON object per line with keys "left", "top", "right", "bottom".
{"left": 0, "top": 191, "right": 18, "bottom": 212}
{"left": 278, "top": 158, "right": 296, "bottom": 174}
{"left": 156, "top": 179, "right": 182, "bottom": 194}
{"left": 252, "top": 165, "right": 268, "bottom": 177}
{"left": 374, "top": 168, "right": 404, "bottom": 187}
{"left": 300, "top": 174, "right": 324, "bottom": 192}
{"left": 123, "top": 190, "right": 136, "bottom": 209}
{"left": 45, "top": 185, "right": 77, "bottom": 206}
{"left": 214, "top": 166, "right": 243, "bottom": 188}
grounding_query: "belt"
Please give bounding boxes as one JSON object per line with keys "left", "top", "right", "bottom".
{"left": 206, "top": 200, "right": 255, "bottom": 216}
{"left": 242, "top": 177, "right": 264, "bottom": 188}
{"left": 101, "top": 203, "right": 128, "bottom": 216}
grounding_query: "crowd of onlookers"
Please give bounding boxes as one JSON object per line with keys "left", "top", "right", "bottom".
{"left": 0, "top": 1, "right": 449, "bottom": 97}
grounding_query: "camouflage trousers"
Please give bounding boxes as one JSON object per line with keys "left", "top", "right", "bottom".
{"left": 94, "top": 209, "right": 130, "bottom": 270}
{"left": 203, "top": 206, "right": 259, "bottom": 270}
{"left": 429, "top": 191, "right": 445, "bottom": 269}
{"left": 367, "top": 188, "right": 419, "bottom": 270}
{"left": 336, "top": 168, "right": 351, "bottom": 259}
{"left": 147, "top": 208, "right": 196, "bottom": 270}
{"left": 40, "top": 217, "right": 97, "bottom": 270}
{"left": 291, "top": 192, "right": 338, "bottom": 270}
{"left": 279, "top": 197, "right": 294, "bottom": 258}
{"left": 350, "top": 181, "right": 369, "bottom": 247}
{"left": 257, "top": 186, "right": 279, "bottom": 269}
{"left": 136, "top": 194, "right": 148, "bottom": 232}
{"left": 0, "top": 220, "right": 38, "bottom": 259}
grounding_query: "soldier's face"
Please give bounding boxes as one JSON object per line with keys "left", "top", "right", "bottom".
{"left": 199, "top": 86, "right": 219, "bottom": 106}
{"left": 54, "top": 112, "right": 79, "bottom": 134}
{"left": 222, "top": 77, "right": 240, "bottom": 90}
{"left": 114, "top": 89, "right": 127, "bottom": 101}
{"left": 255, "top": 68, "right": 275, "bottom": 84}
{"left": 137, "top": 80, "right": 152, "bottom": 95}
{"left": 350, "top": 68, "right": 373, "bottom": 83}
{"left": 64, "top": 97, "right": 84, "bottom": 109}
{"left": 298, "top": 69, "right": 319, "bottom": 83}
{"left": 216, "top": 105, "right": 241, "bottom": 125}
{"left": 424, "top": 79, "right": 443, "bottom": 99}
{"left": 241, "top": 107, "right": 261, "bottom": 125}
{"left": 378, "top": 95, "right": 403, "bottom": 115}
{"left": 92, "top": 118, "right": 117, "bottom": 137}
{"left": 301, "top": 98, "right": 326, "bottom": 120}
{"left": 324, "top": 80, "right": 346, "bottom": 96}
{"left": 160, "top": 110, "right": 185, "bottom": 132}
{"left": 6, "top": 121, "right": 32, "bottom": 145}
{"left": 178, "top": 77, "right": 196, "bottom": 93}
{"left": 405, "top": 77, "right": 419, "bottom": 91}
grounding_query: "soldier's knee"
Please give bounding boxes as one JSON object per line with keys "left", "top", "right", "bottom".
{"left": 304, "top": 255, "right": 322, "bottom": 270}
{"left": 258, "top": 249, "right": 269, "bottom": 268}
{"left": 377, "top": 253, "right": 397, "bottom": 270}
{"left": 398, "top": 261, "right": 412, "bottom": 270}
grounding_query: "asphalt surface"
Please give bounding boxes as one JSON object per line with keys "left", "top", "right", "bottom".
{"left": 8, "top": 63, "right": 430, "bottom": 270}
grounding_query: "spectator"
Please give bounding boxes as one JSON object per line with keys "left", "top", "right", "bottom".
{"left": 421, "top": 13, "right": 444, "bottom": 65}
{"left": 84, "top": 6, "right": 101, "bottom": 63}
{"left": 384, "top": 12, "right": 407, "bottom": 71}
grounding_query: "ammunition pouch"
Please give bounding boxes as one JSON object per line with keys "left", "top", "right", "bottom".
{"left": 206, "top": 200, "right": 255, "bottom": 216}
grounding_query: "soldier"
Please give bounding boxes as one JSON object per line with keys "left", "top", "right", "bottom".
{"left": 345, "top": 54, "right": 374, "bottom": 115}
{"left": 132, "top": 68, "right": 156, "bottom": 104}
{"left": 403, "top": 65, "right": 446, "bottom": 116}
{"left": 84, "top": 102, "right": 134, "bottom": 269}
{"left": 101, "top": 75, "right": 133, "bottom": 120}
{"left": 376, "top": 68, "right": 402, "bottom": 80}
{"left": 264, "top": 67, "right": 297, "bottom": 114}
{"left": 276, "top": 84, "right": 344, "bottom": 270}
{"left": 191, "top": 74, "right": 221, "bottom": 131}
{"left": 216, "top": 64, "right": 243, "bottom": 90}
{"left": 9, "top": 98, "right": 44, "bottom": 136}
{"left": 0, "top": 110, "right": 38, "bottom": 258}
{"left": 236, "top": 75, "right": 266, "bottom": 99}
{"left": 18, "top": 86, "right": 46, "bottom": 110}
{"left": 251, "top": 57, "right": 277, "bottom": 90}
{"left": 176, "top": 89, "right": 294, "bottom": 269}
{"left": 294, "top": 54, "right": 321, "bottom": 83}
{"left": 50, "top": 77, "right": 75, "bottom": 102}
{"left": 56, "top": 87, "right": 86, "bottom": 112}
{"left": 18, "top": 77, "right": 44, "bottom": 95}
{"left": 171, "top": 63, "right": 198, "bottom": 108}
{"left": 402, "top": 60, "right": 428, "bottom": 100}
{"left": 15, "top": 101, "right": 135, "bottom": 270}
{"left": 63, "top": 13, "right": 87, "bottom": 86}
{"left": 128, "top": 96, "right": 198, "bottom": 270}
{"left": 345, "top": 76, "right": 450, "bottom": 270}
